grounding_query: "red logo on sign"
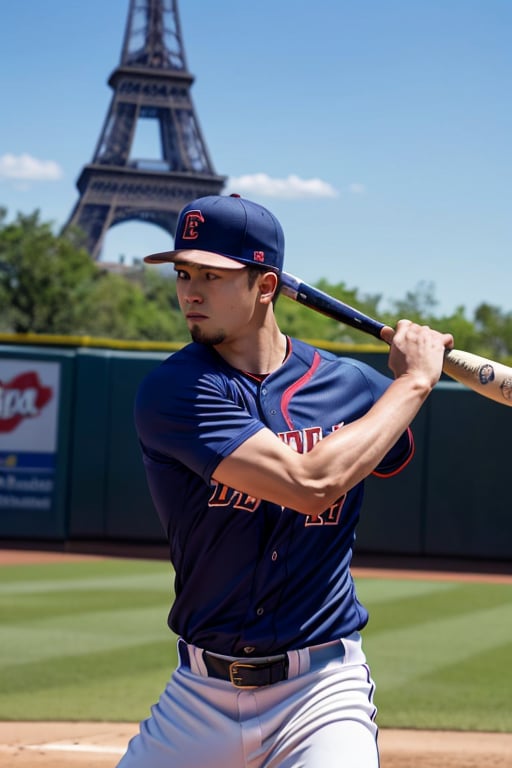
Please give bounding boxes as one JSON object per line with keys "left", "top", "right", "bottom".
{"left": 181, "top": 210, "right": 205, "bottom": 240}
{"left": 0, "top": 372, "right": 53, "bottom": 433}
{"left": 253, "top": 251, "right": 265, "bottom": 262}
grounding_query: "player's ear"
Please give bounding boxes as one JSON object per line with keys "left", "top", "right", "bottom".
{"left": 258, "top": 271, "right": 279, "bottom": 304}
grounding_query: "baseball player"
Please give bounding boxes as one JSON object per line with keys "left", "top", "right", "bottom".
{"left": 117, "top": 194, "right": 452, "bottom": 768}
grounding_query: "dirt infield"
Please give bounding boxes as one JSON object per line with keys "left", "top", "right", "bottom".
{"left": 1, "top": 721, "right": 511, "bottom": 768}
{"left": 2, "top": 547, "right": 511, "bottom": 767}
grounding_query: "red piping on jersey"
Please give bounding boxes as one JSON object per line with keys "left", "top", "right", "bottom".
{"left": 241, "top": 370, "right": 267, "bottom": 382}
{"left": 372, "top": 427, "right": 415, "bottom": 477}
{"left": 281, "top": 350, "right": 322, "bottom": 430}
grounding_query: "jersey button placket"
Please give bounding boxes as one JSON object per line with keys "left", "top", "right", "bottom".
{"left": 260, "top": 384, "right": 279, "bottom": 423}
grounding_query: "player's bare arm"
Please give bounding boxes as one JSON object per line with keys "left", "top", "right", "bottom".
{"left": 213, "top": 321, "right": 453, "bottom": 517}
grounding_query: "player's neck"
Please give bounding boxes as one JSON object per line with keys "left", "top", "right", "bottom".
{"left": 215, "top": 318, "right": 287, "bottom": 375}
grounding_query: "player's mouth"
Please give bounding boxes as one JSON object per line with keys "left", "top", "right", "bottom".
{"left": 186, "top": 312, "right": 209, "bottom": 321}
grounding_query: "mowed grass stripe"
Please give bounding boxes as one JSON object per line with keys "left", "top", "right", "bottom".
{"left": 1, "top": 558, "right": 511, "bottom": 728}
{"left": 0, "top": 561, "right": 174, "bottom": 622}
{"left": 0, "top": 573, "right": 172, "bottom": 595}
{"left": 0, "top": 639, "right": 176, "bottom": 721}
{"left": 357, "top": 579, "right": 512, "bottom": 631}
{"left": 0, "top": 563, "right": 172, "bottom": 594}
{"left": 0, "top": 604, "right": 171, "bottom": 666}
{"left": 364, "top": 600, "right": 512, "bottom": 689}
{"left": 1, "top": 586, "right": 172, "bottom": 622}
{"left": 0, "top": 558, "right": 169, "bottom": 583}
{"left": 348, "top": 577, "right": 512, "bottom": 731}
{"left": 373, "top": 640, "right": 512, "bottom": 731}
{"left": 354, "top": 576, "right": 456, "bottom": 603}
{"left": 1, "top": 638, "right": 175, "bottom": 695}
{"left": 0, "top": 560, "right": 177, "bottom": 720}
{"left": 0, "top": 562, "right": 173, "bottom": 668}
{"left": 369, "top": 640, "right": 512, "bottom": 731}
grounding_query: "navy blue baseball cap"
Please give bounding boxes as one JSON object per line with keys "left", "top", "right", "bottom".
{"left": 144, "top": 194, "right": 284, "bottom": 274}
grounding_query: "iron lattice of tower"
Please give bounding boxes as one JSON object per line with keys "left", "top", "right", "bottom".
{"left": 64, "top": 0, "right": 226, "bottom": 260}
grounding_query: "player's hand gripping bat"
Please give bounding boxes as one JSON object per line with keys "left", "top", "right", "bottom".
{"left": 280, "top": 272, "right": 512, "bottom": 407}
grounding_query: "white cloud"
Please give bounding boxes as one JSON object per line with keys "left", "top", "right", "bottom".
{"left": 225, "top": 173, "right": 338, "bottom": 199}
{"left": 349, "top": 182, "right": 366, "bottom": 195}
{"left": 0, "top": 153, "right": 63, "bottom": 181}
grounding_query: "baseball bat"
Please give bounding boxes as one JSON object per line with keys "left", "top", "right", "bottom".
{"left": 280, "top": 272, "right": 512, "bottom": 408}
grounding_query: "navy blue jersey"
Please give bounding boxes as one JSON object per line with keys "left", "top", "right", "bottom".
{"left": 134, "top": 337, "right": 413, "bottom": 656}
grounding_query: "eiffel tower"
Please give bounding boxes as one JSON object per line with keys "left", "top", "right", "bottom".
{"left": 65, "top": 0, "right": 225, "bottom": 260}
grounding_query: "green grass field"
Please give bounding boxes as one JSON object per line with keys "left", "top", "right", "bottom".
{"left": 1, "top": 557, "right": 511, "bottom": 731}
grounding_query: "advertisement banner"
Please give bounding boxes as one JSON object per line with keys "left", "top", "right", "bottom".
{"left": 0, "top": 360, "right": 61, "bottom": 514}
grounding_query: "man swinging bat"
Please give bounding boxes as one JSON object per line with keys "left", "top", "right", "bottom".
{"left": 116, "top": 193, "right": 453, "bottom": 768}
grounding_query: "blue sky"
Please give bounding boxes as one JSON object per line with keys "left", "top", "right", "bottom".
{"left": 1, "top": 0, "right": 510, "bottom": 317}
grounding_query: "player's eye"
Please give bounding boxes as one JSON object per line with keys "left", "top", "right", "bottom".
{"left": 175, "top": 269, "right": 190, "bottom": 280}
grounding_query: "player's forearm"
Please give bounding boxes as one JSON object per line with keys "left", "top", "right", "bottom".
{"left": 297, "top": 373, "right": 432, "bottom": 513}
{"left": 215, "top": 373, "right": 432, "bottom": 517}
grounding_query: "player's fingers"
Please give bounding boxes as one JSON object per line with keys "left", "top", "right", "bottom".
{"left": 379, "top": 325, "right": 395, "bottom": 345}
{"left": 442, "top": 332, "right": 454, "bottom": 350}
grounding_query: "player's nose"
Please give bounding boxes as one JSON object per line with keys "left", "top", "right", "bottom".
{"left": 181, "top": 280, "right": 204, "bottom": 303}
{"left": 183, "top": 287, "right": 204, "bottom": 303}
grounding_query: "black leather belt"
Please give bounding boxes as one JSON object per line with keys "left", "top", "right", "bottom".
{"left": 203, "top": 652, "right": 289, "bottom": 687}
{"left": 178, "top": 639, "right": 345, "bottom": 689}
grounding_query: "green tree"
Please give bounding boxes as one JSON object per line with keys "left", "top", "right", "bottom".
{"left": 83, "top": 269, "right": 188, "bottom": 341}
{"left": 388, "top": 282, "right": 482, "bottom": 356}
{"left": 435, "top": 306, "right": 479, "bottom": 355}
{"left": 474, "top": 303, "right": 512, "bottom": 363}
{"left": 0, "top": 210, "right": 98, "bottom": 333}
{"left": 2, "top": 209, "right": 512, "bottom": 360}
{"left": 0, "top": 210, "right": 189, "bottom": 341}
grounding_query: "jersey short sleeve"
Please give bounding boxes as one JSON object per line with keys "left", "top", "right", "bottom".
{"left": 134, "top": 345, "right": 264, "bottom": 483}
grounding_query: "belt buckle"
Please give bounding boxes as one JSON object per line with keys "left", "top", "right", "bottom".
{"left": 229, "top": 661, "right": 259, "bottom": 688}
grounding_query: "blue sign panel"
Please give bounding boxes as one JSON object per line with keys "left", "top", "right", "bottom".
{"left": 0, "top": 360, "right": 60, "bottom": 515}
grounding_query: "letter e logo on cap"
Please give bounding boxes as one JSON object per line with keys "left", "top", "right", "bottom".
{"left": 181, "top": 210, "right": 205, "bottom": 240}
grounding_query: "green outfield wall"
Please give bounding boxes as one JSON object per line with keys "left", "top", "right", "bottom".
{"left": 1, "top": 335, "right": 511, "bottom": 561}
